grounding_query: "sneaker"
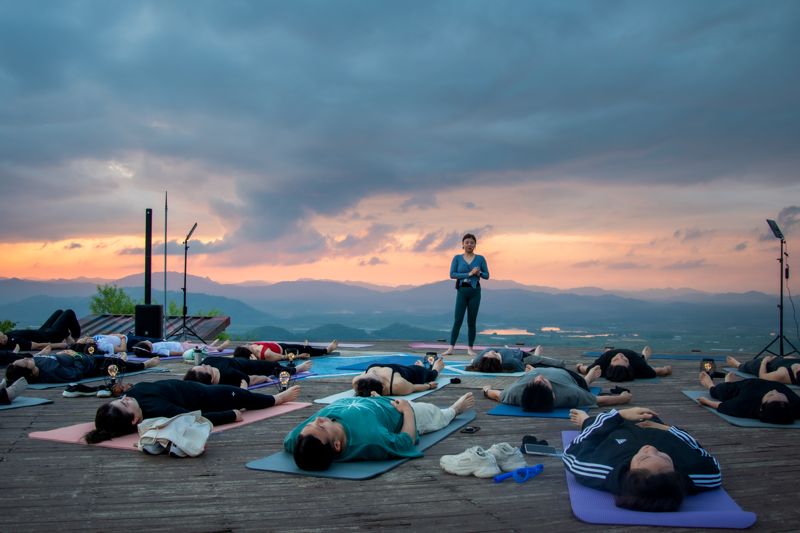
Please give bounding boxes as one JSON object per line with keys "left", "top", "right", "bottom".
{"left": 63, "top": 383, "right": 100, "bottom": 398}
{"left": 440, "top": 446, "right": 501, "bottom": 478}
{"left": 487, "top": 442, "right": 527, "bottom": 472}
{"left": 96, "top": 387, "right": 112, "bottom": 398}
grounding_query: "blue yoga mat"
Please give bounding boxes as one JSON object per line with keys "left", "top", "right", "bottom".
{"left": 336, "top": 355, "right": 427, "bottom": 371}
{"left": 0, "top": 396, "right": 53, "bottom": 411}
{"left": 27, "top": 368, "right": 170, "bottom": 389}
{"left": 682, "top": 390, "right": 800, "bottom": 428}
{"left": 561, "top": 431, "right": 756, "bottom": 528}
{"left": 488, "top": 387, "right": 601, "bottom": 418}
{"left": 246, "top": 410, "right": 476, "bottom": 479}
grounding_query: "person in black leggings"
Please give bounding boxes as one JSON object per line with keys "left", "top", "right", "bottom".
{"left": 5, "top": 350, "right": 159, "bottom": 384}
{"left": 352, "top": 358, "right": 444, "bottom": 397}
{"left": 184, "top": 356, "right": 312, "bottom": 388}
{"left": 85, "top": 379, "right": 301, "bottom": 443}
{"left": 0, "top": 309, "right": 80, "bottom": 351}
{"left": 576, "top": 347, "right": 672, "bottom": 382}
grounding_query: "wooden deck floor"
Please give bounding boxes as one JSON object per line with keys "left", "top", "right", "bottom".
{"left": 3, "top": 343, "right": 798, "bottom": 532}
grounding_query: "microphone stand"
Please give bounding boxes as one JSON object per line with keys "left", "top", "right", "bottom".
{"left": 167, "top": 223, "right": 205, "bottom": 343}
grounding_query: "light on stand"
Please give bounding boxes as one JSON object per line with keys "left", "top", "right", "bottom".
{"left": 278, "top": 371, "right": 291, "bottom": 392}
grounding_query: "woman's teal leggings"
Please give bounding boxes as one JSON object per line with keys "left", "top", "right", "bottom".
{"left": 449, "top": 286, "right": 481, "bottom": 347}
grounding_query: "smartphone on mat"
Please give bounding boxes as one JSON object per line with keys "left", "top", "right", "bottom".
{"left": 523, "top": 443, "right": 560, "bottom": 457}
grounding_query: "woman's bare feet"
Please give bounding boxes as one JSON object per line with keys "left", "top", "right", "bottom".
{"left": 533, "top": 345, "right": 543, "bottom": 356}
{"left": 36, "top": 345, "right": 52, "bottom": 356}
{"left": 433, "top": 357, "right": 445, "bottom": 372}
{"left": 642, "top": 346, "right": 653, "bottom": 359}
{"left": 726, "top": 356, "right": 741, "bottom": 369}
{"left": 575, "top": 363, "right": 588, "bottom": 375}
{"left": 585, "top": 365, "right": 602, "bottom": 384}
{"left": 274, "top": 385, "right": 300, "bottom": 405}
{"left": 466, "top": 348, "right": 477, "bottom": 357}
{"left": 441, "top": 347, "right": 454, "bottom": 356}
{"left": 699, "top": 371, "right": 714, "bottom": 389}
{"left": 326, "top": 339, "right": 338, "bottom": 353}
{"left": 217, "top": 339, "right": 230, "bottom": 350}
{"left": 296, "top": 361, "right": 312, "bottom": 373}
{"left": 143, "top": 357, "right": 160, "bottom": 368}
{"left": 724, "top": 371, "right": 737, "bottom": 383}
{"left": 450, "top": 392, "right": 475, "bottom": 415}
{"left": 570, "top": 408, "right": 589, "bottom": 428}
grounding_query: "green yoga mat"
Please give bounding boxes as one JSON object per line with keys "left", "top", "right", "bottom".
{"left": 27, "top": 368, "right": 169, "bottom": 389}
{"left": 0, "top": 396, "right": 53, "bottom": 410}
{"left": 246, "top": 410, "right": 476, "bottom": 479}
{"left": 682, "top": 390, "right": 800, "bottom": 428}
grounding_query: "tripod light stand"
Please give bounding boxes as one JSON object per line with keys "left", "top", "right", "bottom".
{"left": 756, "top": 219, "right": 799, "bottom": 357}
{"left": 168, "top": 222, "right": 206, "bottom": 343}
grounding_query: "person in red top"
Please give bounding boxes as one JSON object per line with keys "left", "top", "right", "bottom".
{"left": 234, "top": 340, "right": 338, "bottom": 361}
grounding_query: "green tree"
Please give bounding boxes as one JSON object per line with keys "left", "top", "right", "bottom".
{"left": 90, "top": 284, "right": 138, "bottom": 314}
{"left": 0, "top": 320, "right": 16, "bottom": 333}
{"left": 166, "top": 301, "right": 221, "bottom": 317}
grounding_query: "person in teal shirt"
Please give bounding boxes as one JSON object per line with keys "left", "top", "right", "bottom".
{"left": 285, "top": 393, "right": 475, "bottom": 470}
{"left": 442, "top": 233, "right": 489, "bottom": 357}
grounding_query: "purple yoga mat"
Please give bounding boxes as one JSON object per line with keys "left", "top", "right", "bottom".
{"left": 561, "top": 431, "right": 756, "bottom": 528}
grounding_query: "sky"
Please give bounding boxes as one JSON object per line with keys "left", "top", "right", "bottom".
{"left": 0, "top": 0, "right": 798, "bottom": 293}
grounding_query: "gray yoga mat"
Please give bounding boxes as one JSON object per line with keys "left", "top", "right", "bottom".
{"left": 246, "top": 410, "right": 476, "bottom": 479}
{"left": 487, "top": 387, "right": 601, "bottom": 418}
{"left": 561, "top": 431, "right": 757, "bottom": 528}
{"left": 583, "top": 351, "right": 728, "bottom": 361}
{"left": 27, "top": 368, "right": 169, "bottom": 389}
{"left": 682, "top": 390, "right": 800, "bottom": 428}
{"left": 0, "top": 396, "right": 53, "bottom": 410}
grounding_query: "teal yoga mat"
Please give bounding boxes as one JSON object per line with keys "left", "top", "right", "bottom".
{"left": 0, "top": 396, "right": 53, "bottom": 410}
{"left": 27, "top": 368, "right": 169, "bottom": 389}
{"left": 583, "top": 351, "right": 728, "bottom": 361}
{"left": 488, "top": 387, "right": 601, "bottom": 418}
{"left": 682, "top": 390, "right": 800, "bottom": 428}
{"left": 246, "top": 410, "right": 476, "bottom": 479}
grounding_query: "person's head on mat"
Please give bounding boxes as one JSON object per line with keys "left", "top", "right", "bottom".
{"left": 293, "top": 416, "right": 346, "bottom": 470}
{"left": 5, "top": 357, "right": 39, "bottom": 384}
{"left": 465, "top": 350, "right": 503, "bottom": 373}
{"left": 69, "top": 337, "right": 99, "bottom": 354}
{"left": 233, "top": 346, "right": 255, "bottom": 359}
{"left": 131, "top": 341, "right": 154, "bottom": 356}
{"left": 605, "top": 352, "right": 635, "bottom": 382}
{"left": 351, "top": 375, "right": 383, "bottom": 397}
{"left": 184, "top": 364, "right": 222, "bottom": 385}
{"left": 520, "top": 374, "right": 555, "bottom": 412}
{"left": 616, "top": 446, "right": 688, "bottom": 512}
{"left": 85, "top": 395, "right": 143, "bottom": 443}
{"left": 759, "top": 389, "right": 794, "bottom": 425}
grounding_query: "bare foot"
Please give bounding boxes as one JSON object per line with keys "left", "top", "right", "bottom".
{"left": 642, "top": 346, "right": 653, "bottom": 359}
{"left": 441, "top": 347, "right": 454, "bottom": 356}
{"left": 296, "top": 361, "right": 312, "bottom": 373}
{"left": 118, "top": 353, "right": 128, "bottom": 361}
{"left": 327, "top": 339, "right": 338, "bottom": 353}
{"left": 724, "top": 371, "right": 736, "bottom": 383}
{"left": 37, "top": 345, "right": 52, "bottom": 356}
{"left": 143, "top": 357, "right": 160, "bottom": 369}
{"left": 466, "top": 348, "right": 477, "bottom": 357}
{"left": 275, "top": 385, "right": 300, "bottom": 405}
{"left": 575, "top": 363, "right": 587, "bottom": 375}
{"left": 433, "top": 357, "right": 445, "bottom": 372}
{"left": 217, "top": 340, "right": 230, "bottom": 350}
{"left": 570, "top": 408, "right": 589, "bottom": 428}
{"left": 699, "top": 371, "right": 714, "bottom": 389}
{"left": 585, "top": 365, "right": 602, "bottom": 384}
{"left": 726, "top": 356, "right": 741, "bottom": 369}
{"left": 414, "top": 360, "right": 423, "bottom": 366}
{"left": 450, "top": 392, "right": 475, "bottom": 415}
{"left": 533, "top": 345, "right": 543, "bottom": 356}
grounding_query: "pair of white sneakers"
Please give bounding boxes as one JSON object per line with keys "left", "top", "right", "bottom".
{"left": 440, "top": 443, "right": 527, "bottom": 478}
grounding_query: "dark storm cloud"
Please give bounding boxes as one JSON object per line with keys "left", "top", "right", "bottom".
{"left": 2, "top": 0, "right": 799, "bottom": 253}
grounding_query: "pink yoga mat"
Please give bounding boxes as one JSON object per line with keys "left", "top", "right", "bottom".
{"left": 28, "top": 402, "right": 311, "bottom": 451}
{"left": 408, "top": 342, "right": 534, "bottom": 351}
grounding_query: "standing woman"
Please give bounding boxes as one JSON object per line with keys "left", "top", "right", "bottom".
{"left": 442, "top": 234, "right": 489, "bottom": 357}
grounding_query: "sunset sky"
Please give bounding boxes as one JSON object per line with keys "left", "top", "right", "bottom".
{"left": 1, "top": 1, "right": 798, "bottom": 293}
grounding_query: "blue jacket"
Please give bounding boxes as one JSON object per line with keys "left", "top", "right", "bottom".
{"left": 450, "top": 254, "right": 489, "bottom": 289}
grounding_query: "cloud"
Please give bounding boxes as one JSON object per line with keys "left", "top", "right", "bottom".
{"left": 358, "top": 256, "right": 386, "bottom": 266}
{"left": 332, "top": 224, "right": 396, "bottom": 255}
{"left": 662, "top": 259, "right": 707, "bottom": 270}
{"left": 573, "top": 260, "right": 601, "bottom": 268}
{"left": 64, "top": 242, "right": 82, "bottom": 250}
{"left": 400, "top": 194, "right": 439, "bottom": 211}
{"left": 673, "top": 227, "right": 714, "bottom": 242}
{"left": 734, "top": 242, "right": 748, "bottom": 251}
{"left": 758, "top": 205, "right": 799, "bottom": 241}
{"left": 118, "top": 239, "right": 233, "bottom": 256}
{"left": 608, "top": 261, "right": 650, "bottom": 270}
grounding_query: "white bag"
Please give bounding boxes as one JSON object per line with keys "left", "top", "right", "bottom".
{"left": 136, "top": 411, "right": 213, "bottom": 457}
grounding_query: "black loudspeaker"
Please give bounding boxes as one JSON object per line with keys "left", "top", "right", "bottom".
{"left": 135, "top": 304, "right": 163, "bottom": 338}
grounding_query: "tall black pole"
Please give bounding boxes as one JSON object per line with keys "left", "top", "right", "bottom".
{"left": 144, "top": 208, "right": 152, "bottom": 305}
{"left": 779, "top": 238, "right": 786, "bottom": 357}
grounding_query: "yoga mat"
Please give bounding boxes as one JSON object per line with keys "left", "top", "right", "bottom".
{"left": 446, "top": 364, "right": 525, "bottom": 377}
{"left": 336, "top": 355, "right": 428, "bottom": 370}
{"left": 313, "top": 375, "right": 451, "bottom": 404}
{"left": 723, "top": 368, "right": 800, "bottom": 390}
{"left": 246, "top": 410, "right": 476, "bottom": 479}
{"left": 409, "top": 342, "right": 533, "bottom": 352}
{"left": 300, "top": 354, "right": 411, "bottom": 377}
{"left": 277, "top": 341, "right": 373, "bottom": 349}
{"left": 27, "top": 368, "right": 170, "bottom": 390}
{"left": 0, "top": 396, "right": 53, "bottom": 411}
{"left": 583, "top": 351, "right": 728, "bottom": 362}
{"left": 127, "top": 355, "right": 184, "bottom": 362}
{"left": 28, "top": 402, "right": 311, "bottom": 450}
{"left": 487, "top": 388, "right": 601, "bottom": 418}
{"left": 682, "top": 390, "right": 800, "bottom": 428}
{"left": 561, "top": 431, "right": 756, "bottom": 528}
{"left": 247, "top": 371, "right": 314, "bottom": 390}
